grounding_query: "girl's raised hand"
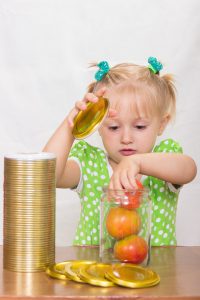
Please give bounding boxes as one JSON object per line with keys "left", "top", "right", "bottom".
{"left": 109, "top": 156, "right": 141, "bottom": 190}
{"left": 67, "top": 87, "right": 107, "bottom": 128}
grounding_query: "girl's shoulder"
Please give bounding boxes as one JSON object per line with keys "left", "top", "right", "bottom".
{"left": 69, "top": 140, "right": 106, "bottom": 159}
{"left": 153, "top": 138, "right": 183, "bottom": 154}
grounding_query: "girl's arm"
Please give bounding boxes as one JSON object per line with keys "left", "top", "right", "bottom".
{"left": 109, "top": 153, "right": 197, "bottom": 190}
{"left": 43, "top": 88, "right": 106, "bottom": 188}
{"left": 43, "top": 118, "right": 79, "bottom": 188}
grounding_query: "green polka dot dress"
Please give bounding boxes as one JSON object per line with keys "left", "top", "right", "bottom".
{"left": 69, "top": 138, "right": 183, "bottom": 246}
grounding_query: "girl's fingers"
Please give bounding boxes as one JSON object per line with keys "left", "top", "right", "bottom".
{"left": 67, "top": 109, "right": 78, "bottom": 127}
{"left": 109, "top": 172, "right": 122, "bottom": 190}
{"left": 108, "top": 108, "right": 117, "bottom": 118}
{"left": 95, "top": 87, "right": 107, "bottom": 97}
{"left": 75, "top": 100, "right": 87, "bottom": 110}
{"left": 127, "top": 169, "right": 138, "bottom": 189}
{"left": 119, "top": 170, "right": 133, "bottom": 190}
{"left": 83, "top": 93, "right": 98, "bottom": 103}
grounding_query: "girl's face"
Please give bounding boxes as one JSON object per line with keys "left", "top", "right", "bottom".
{"left": 99, "top": 88, "right": 168, "bottom": 165}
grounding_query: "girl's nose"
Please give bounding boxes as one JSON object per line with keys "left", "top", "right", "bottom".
{"left": 121, "top": 128, "right": 133, "bottom": 144}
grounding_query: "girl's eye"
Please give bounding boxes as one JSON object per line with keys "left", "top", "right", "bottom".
{"left": 135, "top": 125, "right": 146, "bottom": 130}
{"left": 108, "top": 126, "right": 119, "bottom": 131}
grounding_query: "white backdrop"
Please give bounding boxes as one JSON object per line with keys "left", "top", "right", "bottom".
{"left": 0, "top": 0, "right": 199, "bottom": 246}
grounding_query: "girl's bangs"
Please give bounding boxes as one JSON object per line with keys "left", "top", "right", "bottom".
{"left": 110, "top": 82, "right": 160, "bottom": 119}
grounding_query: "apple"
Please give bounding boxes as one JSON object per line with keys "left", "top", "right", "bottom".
{"left": 114, "top": 235, "right": 148, "bottom": 264}
{"left": 106, "top": 207, "right": 141, "bottom": 239}
{"left": 121, "top": 179, "right": 144, "bottom": 209}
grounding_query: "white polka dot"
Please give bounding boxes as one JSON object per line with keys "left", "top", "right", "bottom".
{"left": 85, "top": 216, "right": 89, "bottom": 221}
{"left": 87, "top": 204, "right": 91, "bottom": 208}
{"left": 163, "top": 233, "right": 168, "bottom": 238}
{"left": 154, "top": 205, "right": 158, "bottom": 210}
{"left": 156, "top": 218, "right": 161, "bottom": 223}
{"left": 89, "top": 192, "right": 95, "bottom": 196}
{"left": 154, "top": 184, "right": 158, "bottom": 189}
{"left": 89, "top": 211, "right": 93, "bottom": 216}
{"left": 93, "top": 171, "right": 98, "bottom": 176}
{"left": 87, "top": 236, "right": 91, "bottom": 241}
{"left": 93, "top": 228, "right": 97, "bottom": 233}
{"left": 164, "top": 140, "right": 169, "bottom": 145}
{"left": 160, "top": 209, "right": 165, "bottom": 214}
{"left": 80, "top": 232, "right": 84, "bottom": 236}
{"left": 94, "top": 179, "right": 98, "bottom": 183}
{"left": 82, "top": 161, "right": 85, "bottom": 167}
{"left": 158, "top": 230, "right": 163, "bottom": 235}
{"left": 155, "top": 238, "right": 159, "bottom": 243}
{"left": 83, "top": 175, "right": 88, "bottom": 180}
{"left": 90, "top": 153, "right": 94, "bottom": 158}
{"left": 157, "top": 196, "right": 161, "bottom": 201}
{"left": 97, "top": 186, "right": 102, "bottom": 191}
{"left": 94, "top": 163, "right": 98, "bottom": 168}
{"left": 160, "top": 187, "right": 164, "bottom": 192}
{"left": 101, "top": 175, "right": 106, "bottom": 179}
{"left": 86, "top": 168, "right": 91, "bottom": 174}
{"left": 82, "top": 240, "right": 86, "bottom": 244}
{"left": 86, "top": 184, "right": 91, "bottom": 189}
{"left": 88, "top": 160, "right": 93, "bottom": 166}
{"left": 83, "top": 196, "right": 88, "bottom": 201}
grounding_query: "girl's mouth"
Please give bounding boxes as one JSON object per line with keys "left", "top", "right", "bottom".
{"left": 119, "top": 149, "right": 136, "bottom": 156}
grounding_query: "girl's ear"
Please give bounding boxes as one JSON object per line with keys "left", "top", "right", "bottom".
{"left": 158, "top": 114, "right": 170, "bottom": 136}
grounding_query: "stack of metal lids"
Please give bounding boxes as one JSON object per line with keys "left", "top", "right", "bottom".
{"left": 3, "top": 153, "right": 56, "bottom": 272}
{"left": 46, "top": 260, "right": 160, "bottom": 288}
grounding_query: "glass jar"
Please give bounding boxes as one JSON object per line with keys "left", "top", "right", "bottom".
{"left": 100, "top": 187, "right": 151, "bottom": 266}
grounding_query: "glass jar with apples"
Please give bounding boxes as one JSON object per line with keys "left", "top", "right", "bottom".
{"left": 100, "top": 181, "right": 151, "bottom": 266}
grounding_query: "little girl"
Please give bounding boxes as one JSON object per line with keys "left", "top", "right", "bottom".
{"left": 43, "top": 58, "right": 197, "bottom": 246}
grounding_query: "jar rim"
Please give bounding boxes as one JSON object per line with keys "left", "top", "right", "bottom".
{"left": 102, "top": 185, "right": 149, "bottom": 196}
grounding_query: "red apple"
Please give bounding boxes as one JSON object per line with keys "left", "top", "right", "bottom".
{"left": 121, "top": 180, "right": 144, "bottom": 209}
{"left": 114, "top": 235, "right": 148, "bottom": 264}
{"left": 106, "top": 207, "right": 141, "bottom": 239}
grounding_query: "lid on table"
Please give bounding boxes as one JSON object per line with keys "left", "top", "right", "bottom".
{"left": 72, "top": 97, "right": 109, "bottom": 139}
{"left": 105, "top": 263, "right": 160, "bottom": 288}
{"left": 64, "top": 260, "right": 96, "bottom": 283}
{"left": 79, "top": 262, "right": 115, "bottom": 287}
{"left": 46, "top": 261, "right": 71, "bottom": 280}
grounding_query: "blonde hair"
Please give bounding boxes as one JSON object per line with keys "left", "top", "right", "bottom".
{"left": 87, "top": 62, "right": 176, "bottom": 121}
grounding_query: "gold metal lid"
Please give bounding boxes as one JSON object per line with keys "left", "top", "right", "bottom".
{"left": 72, "top": 96, "right": 109, "bottom": 139}
{"left": 64, "top": 260, "right": 96, "bottom": 283}
{"left": 79, "top": 263, "right": 115, "bottom": 287}
{"left": 105, "top": 263, "right": 160, "bottom": 288}
{"left": 46, "top": 262, "right": 71, "bottom": 280}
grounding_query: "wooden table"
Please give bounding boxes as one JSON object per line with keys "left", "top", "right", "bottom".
{"left": 0, "top": 245, "right": 200, "bottom": 299}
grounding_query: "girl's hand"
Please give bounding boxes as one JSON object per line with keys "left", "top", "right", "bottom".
{"left": 109, "top": 156, "right": 141, "bottom": 190}
{"left": 67, "top": 87, "right": 106, "bottom": 128}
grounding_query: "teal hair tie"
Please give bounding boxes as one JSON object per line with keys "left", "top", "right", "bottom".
{"left": 148, "top": 57, "right": 163, "bottom": 74}
{"left": 95, "top": 61, "right": 110, "bottom": 81}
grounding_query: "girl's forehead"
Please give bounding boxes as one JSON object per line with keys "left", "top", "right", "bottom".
{"left": 105, "top": 86, "right": 156, "bottom": 119}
